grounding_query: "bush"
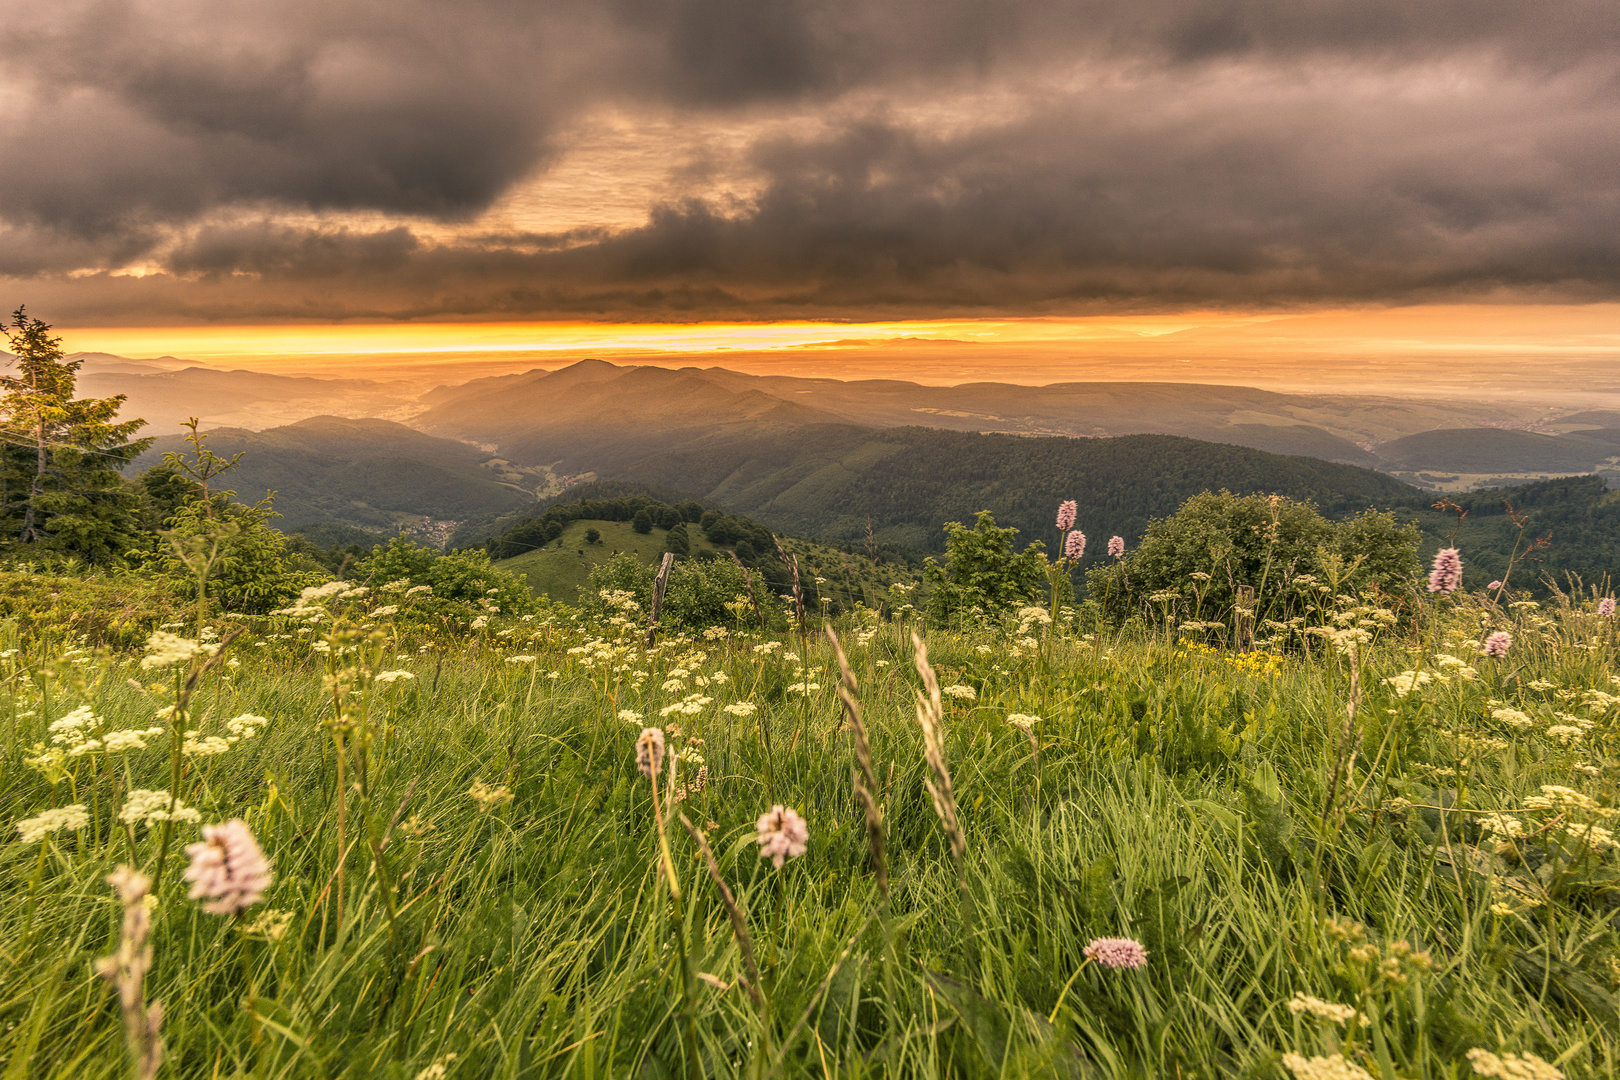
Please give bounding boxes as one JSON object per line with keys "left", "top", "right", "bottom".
{"left": 1085, "top": 491, "right": 1421, "bottom": 625}
{"left": 0, "top": 569, "right": 187, "bottom": 647}
{"left": 922, "top": 510, "right": 1048, "bottom": 623}
{"left": 356, "top": 537, "right": 536, "bottom": 619}
{"left": 582, "top": 553, "right": 784, "bottom": 631}
{"left": 151, "top": 497, "right": 326, "bottom": 615}
{"left": 584, "top": 528, "right": 601, "bottom": 545}
{"left": 631, "top": 509, "right": 654, "bottom": 534}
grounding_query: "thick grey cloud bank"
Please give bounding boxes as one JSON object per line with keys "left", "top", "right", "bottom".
{"left": 4, "top": 0, "right": 1619, "bottom": 319}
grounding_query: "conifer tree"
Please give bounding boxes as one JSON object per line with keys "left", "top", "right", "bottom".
{"left": 0, "top": 307, "right": 152, "bottom": 559}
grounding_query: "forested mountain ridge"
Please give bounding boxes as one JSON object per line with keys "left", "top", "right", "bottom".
{"left": 1399, "top": 475, "right": 1620, "bottom": 591}
{"left": 410, "top": 359, "right": 1619, "bottom": 488}
{"left": 131, "top": 417, "right": 538, "bottom": 532}
{"left": 412, "top": 360, "right": 847, "bottom": 475}
{"left": 605, "top": 423, "right": 1420, "bottom": 555}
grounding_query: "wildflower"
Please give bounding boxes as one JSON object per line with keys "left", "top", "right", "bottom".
{"left": 1466, "top": 1048, "right": 1563, "bottom": 1080}
{"left": 1056, "top": 500, "right": 1077, "bottom": 531}
{"left": 1545, "top": 725, "right": 1585, "bottom": 742}
{"left": 618, "top": 709, "right": 642, "bottom": 724}
{"left": 140, "top": 631, "right": 219, "bottom": 670}
{"left": 120, "top": 790, "right": 200, "bottom": 827}
{"left": 1489, "top": 580, "right": 1503, "bottom": 590}
{"left": 505, "top": 654, "right": 537, "bottom": 663}
{"left": 1281, "top": 1054, "right": 1375, "bottom": 1080}
{"left": 1007, "top": 713, "right": 1040, "bottom": 730}
{"left": 785, "top": 681, "right": 822, "bottom": 694}
{"left": 1108, "top": 535, "right": 1125, "bottom": 557}
{"left": 1017, "top": 605, "right": 1052, "bottom": 626}
{"left": 1600, "top": 598, "right": 1616, "bottom": 618}
{"left": 1479, "top": 814, "right": 1525, "bottom": 838}
{"left": 49, "top": 705, "right": 98, "bottom": 744}
{"left": 182, "top": 734, "right": 233, "bottom": 757}
{"left": 470, "top": 616, "right": 489, "bottom": 630}
{"left": 183, "top": 820, "right": 273, "bottom": 915}
{"left": 636, "top": 728, "right": 666, "bottom": 778}
{"left": 1492, "top": 708, "right": 1534, "bottom": 729}
{"left": 15, "top": 804, "right": 89, "bottom": 843}
{"left": 467, "top": 779, "right": 514, "bottom": 811}
{"left": 1083, "top": 937, "right": 1148, "bottom": 970}
{"left": 1565, "top": 822, "right": 1616, "bottom": 850}
{"left": 374, "top": 670, "right": 416, "bottom": 685}
{"left": 1483, "top": 631, "right": 1512, "bottom": 658}
{"left": 1287, "top": 993, "right": 1365, "bottom": 1025}
{"left": 1385, "top": 670, "right": 1433, "bottom": 698}
{"left": 404, "top": 584, "right": 432, "bottom": 598}
{"left": 941, "top": 684, "right": 977, "bottom": 701}
{"left": 723, "top": 702, "right": 758, "bottom": 717}
{"left": 756, "top": 805, "right": 809, "bottom": 868}
{"left": 414, "top": 1054, "right": 459, "bottom": 1080}
{"left": 226, "top": 714, "right": 270, "bottom": 739}
{"left": 1428, "top": 548, "right": 1463, "bottom": 594}
{"left": 1064, "top": 529, "right": 1086, "bottom": 560}
{"left": 103, "top": 729, "right": 162, "bottom": 752}
{"left": 246, "top": 909, "right": 294, "bottom": 941}
{"left": 96, "top": 866, "right": 163, "bottom": 1080}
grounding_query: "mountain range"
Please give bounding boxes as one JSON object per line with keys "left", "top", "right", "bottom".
{"left": 45, "top": 352, "right": 1618, "bottom": 564}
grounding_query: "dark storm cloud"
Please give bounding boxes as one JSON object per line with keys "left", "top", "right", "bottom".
{"left": 4, "top": 0, "right": 1620, "bottom": 316}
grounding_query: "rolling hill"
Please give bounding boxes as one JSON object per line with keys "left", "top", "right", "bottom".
{"left": 133, "top": 417, "right": 543, "bottom": 532}
{"left": 410, "top": 360, "right": 1428, "bottom": 559}
{"left": 1375, "top": 428, "right": 1601, "bottom": 474}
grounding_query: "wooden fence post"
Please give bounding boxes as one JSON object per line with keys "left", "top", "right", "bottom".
{"left": 1234, "top": 584, "right": 1255, "bottom": 652}
{"left": 645, "top": 552, "right": 675, "bottom": 648}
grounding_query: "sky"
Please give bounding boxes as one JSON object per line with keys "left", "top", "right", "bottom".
{"left": 4, "top": 0, "right": 1619, "bottom": 390}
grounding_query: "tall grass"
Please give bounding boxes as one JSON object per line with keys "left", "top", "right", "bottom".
{"left": 1, "top": 588, "right": 1617, "bottom": 1078}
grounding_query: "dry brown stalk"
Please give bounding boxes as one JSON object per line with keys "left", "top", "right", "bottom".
{"left": 911, "top": 633, "right": 964, "bottom": 862}
{"left": 728, "top": 551, "right": 768, "bottom": 630}
{"left": 96, "top": 866, "right": 164, "bottom": 1080}
{"left": 1324, "top": 657, "right": 1362, "bottom": 823}
{"left": 772, "top": 535, "right": 807, "bottom": 632}
{"left": 678, "top": 813, "right": 765, "bottom": 1008}
{"left": 825, "top": 627, "right": 887, "bottom": 896}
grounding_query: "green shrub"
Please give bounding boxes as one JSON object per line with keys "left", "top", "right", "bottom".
{"left": 355, "top": 537, "right": 536, "bottom": 619}
{"left": 0, "top": 569, "right": 185, "bottom": 647}
{"left": 582, "top": 552, "right": 784, "bottom": 631}
{"left": 922, "top": 510, "right": 1048, "bottom": 623}
{"left": 1086, "top": 491, "right": 1421, "bottom": 624}
{"left": 149, "top": 497, "right": 327, "bottom": 615}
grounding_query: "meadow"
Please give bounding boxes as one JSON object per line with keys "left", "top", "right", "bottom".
{"left": 2, "top": 579, "right": 1617, "bottom": 1080}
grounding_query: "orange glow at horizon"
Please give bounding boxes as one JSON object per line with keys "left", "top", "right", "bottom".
{"left": 57, "top": 304, "right": 1620, "bottom": 402}
{"left": 64, "top": 313, "right": 1290, "bottom": 362}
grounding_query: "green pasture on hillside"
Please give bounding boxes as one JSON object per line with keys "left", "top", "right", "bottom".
{"left": 495, "top": 518, "right": 722, "bottom": 601}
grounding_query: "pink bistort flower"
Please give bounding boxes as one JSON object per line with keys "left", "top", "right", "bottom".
{"left": 184, "top": 820, "right": 272, "bottom": 915}
{"left": 1083, "top": 936, "right": 1148, "bottom": 970}
{"left": 1065, "top": 530, "right": 1086, "bottom": 560}
{"left": 636, "top": 728, "right": 666, "bottom": 779}
{"left": 756, "top": 805, "right": 809, "bottom": 868}
{"left": 1056, "top": 500, "right": 1077, "bottom": 532}
{"left": 1427, "top": 548, "right": 1463, "bottom": 594}
{"left": 1600, "top": 597, "right": 1616, "bottom": 618}
{"left": 1483, "top": 631, "right": 1512, "bottom": 658}
{"left": 1488, "top": 581, "right": 1503, "bottom": 591}
{"left": 1107, "top": 535, "right": 1125, "bottom": 558}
